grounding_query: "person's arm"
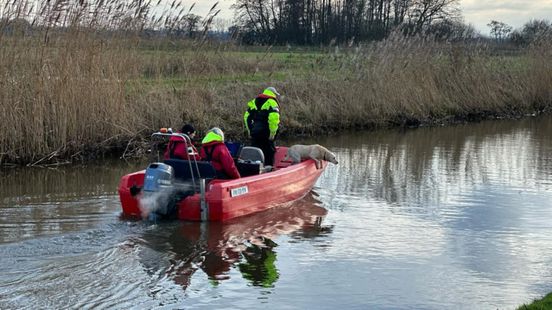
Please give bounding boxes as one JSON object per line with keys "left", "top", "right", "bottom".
{"left": 199, "top": 146, "right": 207, "bottom": 161}
{"left": 243, "top": 110, "right": 250, "bottom": 136}
{"left": 165, "top": 140, "right": 187, "bottom": 160}
{"left": 219, "top": 146, "right": 241, "bottom": 179}
{"left": 267, "top": 100, "right": 280, "bottom": 140}
{"left": 173, "top": 142, "right": 189, "bottom": 160}
{"left": 244, "top": 99, "right": 256, "bottom": 136}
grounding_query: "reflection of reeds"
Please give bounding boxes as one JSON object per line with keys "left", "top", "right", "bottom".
{"left": 1, "top": 0, "right": 551, "bottom": 165}
{"left": 0, "top": 160, "right": 144, "bottom": 202}
{"left": 318, "top": 116, "right": 552, "bottom": 207}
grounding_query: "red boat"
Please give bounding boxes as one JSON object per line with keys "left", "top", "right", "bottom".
{"left": 118, "top": 132, "right": 328, "bottom": 221}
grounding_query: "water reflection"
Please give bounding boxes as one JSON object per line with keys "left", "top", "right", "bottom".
{"left": 307, "top": 116, "right": 552, "bottom": 207}
{"left": 303, "top": 116, "right": 552, "bottom": 308}
{"left": 135, "top": 192, "right": 332, "bottom": 290}
{"left": 0, "top": 159, "right": 144, "bottom": 243}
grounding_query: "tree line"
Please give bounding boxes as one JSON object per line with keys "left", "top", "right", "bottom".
{"left": 230, "top": 0, "right": 476, "bottom": 45}
{"left": 1, "top": 0, "right": 549, "bottom": 47}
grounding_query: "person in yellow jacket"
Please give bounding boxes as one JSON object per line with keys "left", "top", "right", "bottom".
{"left": 243, "top": 87, "right": 280, "bottom": 166}
{"left": 199, "top": 127, "right": 241, "bottom": 179}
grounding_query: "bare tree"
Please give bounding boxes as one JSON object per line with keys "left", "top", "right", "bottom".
{"left": 232, "top": 0, "right": 462, "bottom": 44}
{"left": 487, "top": 20, "right": 512, "bottom": 42}
{"left": 179, "top": 13, "right": 202, "bottom": 37}
{"left": 212, "top": 18, "right": 231, "bottom": 33}
{"left": 233, "top": 0, "right": 280, "bottom": 43}
{"left": 406, "top": 0, "right": 460, "bottom": 35}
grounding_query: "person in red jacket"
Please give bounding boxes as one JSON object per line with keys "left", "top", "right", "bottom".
{"left": 199, "top": 127, "right": 241, "bottom": 179}
{"left": 164, "top": 124, "right": 200, "bottom": 160}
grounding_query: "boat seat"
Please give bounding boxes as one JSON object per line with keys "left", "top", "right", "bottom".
{"left": 164, "top": 159, "right": 217, "bottom": 181}
{"left": 238, "top": 146, "right": 273, "bottom": 174}
{"left": 239, "top": 146, "right": 265, "bottom": 164}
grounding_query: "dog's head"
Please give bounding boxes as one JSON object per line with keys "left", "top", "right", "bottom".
{"left": 324, "top": 151, "right": 338, "bottom": 165}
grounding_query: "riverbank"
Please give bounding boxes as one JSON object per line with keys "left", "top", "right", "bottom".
{"left": 518, "top": 292, "right": 552, "bottom": 309}
{"left": 1, "top": 34, "right": 551, "bottom": 165}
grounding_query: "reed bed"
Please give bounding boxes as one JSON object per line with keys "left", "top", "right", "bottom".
{"left": 1, "top": 2, "right": 551, "bottom": 165}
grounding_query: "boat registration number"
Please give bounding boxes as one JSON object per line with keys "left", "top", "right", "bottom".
{"left": 230, "top": 186, "right": 249, "bottom": 197}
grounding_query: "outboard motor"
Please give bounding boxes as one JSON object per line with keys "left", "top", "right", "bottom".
{"left": 144, "top": 163, "right": 174, "bottom": 191}
{"left": 142, "top": 162, "right": 177, "bottom": 219}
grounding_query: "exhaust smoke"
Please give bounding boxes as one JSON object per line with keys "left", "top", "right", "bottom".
{"left": 139, "top": 181, "right": 194, "bottom": 219}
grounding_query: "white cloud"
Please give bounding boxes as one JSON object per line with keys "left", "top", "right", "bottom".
{"left": 181, "top": 0, "right": 234, "bottom": 19}
{"left": 460, "top": 0, "right": 552, "bottom": 33}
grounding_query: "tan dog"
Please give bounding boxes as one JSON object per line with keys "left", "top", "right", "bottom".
{"left": 283, "top": 144, "right": 338, "bottom": 169}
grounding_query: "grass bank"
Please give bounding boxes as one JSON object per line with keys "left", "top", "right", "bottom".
{"left": 1, "top": 31, "right": 551, "bottom": 165}
{"left": 518, "top": 292, "right": 552, "bottom": 309}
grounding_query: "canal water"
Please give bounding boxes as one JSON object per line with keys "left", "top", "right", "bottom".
{"left": 1, "top": 116, "right": 551, "bottom": 309}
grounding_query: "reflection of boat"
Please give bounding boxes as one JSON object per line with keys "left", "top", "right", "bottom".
{"left": 118, "top": 132, "right": 328, "bottom": 221}
{"left": 136, "top": 192, "right": 332, "bottom": 289}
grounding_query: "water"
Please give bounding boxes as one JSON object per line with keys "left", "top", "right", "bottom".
{"left": 1, "top": 116, "right": 552, "bottom": 309}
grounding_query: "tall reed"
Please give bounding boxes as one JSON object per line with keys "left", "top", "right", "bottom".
{"left": 1, "top": 0, "right": 551, "bottom": 165}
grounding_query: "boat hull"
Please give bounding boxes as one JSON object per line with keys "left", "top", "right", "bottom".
{"left": 118, "top": 147, "right": 327, "bottom": 221}
{"left": 178, "top": 159, "right": 326, "bottom": 221}
{"left": 118, "top": 170, "right": 146, "bottom": 218}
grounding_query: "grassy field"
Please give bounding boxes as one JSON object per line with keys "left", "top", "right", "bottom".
{"left": 518, "top": 292, "right": 552, "bottom": 309}
{"left": 1, "top": 31, "right": 551, "bottom": 165}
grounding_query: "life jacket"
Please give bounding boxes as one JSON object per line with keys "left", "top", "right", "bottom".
{"left": 164, "top": 135, "right": 198, "bottom": 160}
{"left": 200, "top": 131, "right": 241, "bottom": 179}
{"left": 245, "top": 92, "right": 280, "bottom": 139}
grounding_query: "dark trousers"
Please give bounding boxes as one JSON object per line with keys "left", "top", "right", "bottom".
{"left": 251, "top": 137, "right": 276, "bottom": 166}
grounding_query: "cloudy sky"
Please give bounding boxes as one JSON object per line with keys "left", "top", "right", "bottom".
{"left": 186, "top": 0, "right": 552, "bottom": 34}
{"left": 461, "top": 1, "right": 552, "bottom": 33}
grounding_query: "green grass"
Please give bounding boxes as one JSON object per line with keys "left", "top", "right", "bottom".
{"left": 129, "top": 71, "right": 290, "bottom": 88}
{"left": 131, "top": 45, "right": 532, "bottom": 89}
{"left": 518, "top": 292, "right": 552, "bottom": 310}
{"left": 128, "top": 48, "right": 343, "bottom": 88}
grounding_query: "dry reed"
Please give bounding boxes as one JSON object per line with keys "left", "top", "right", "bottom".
{"left": 1, "top": 0, "right": 551, "bottom": 165}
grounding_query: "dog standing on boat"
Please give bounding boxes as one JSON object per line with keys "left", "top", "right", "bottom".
{"left": 283, "top": 144, "right": 338, "bottom": 169}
